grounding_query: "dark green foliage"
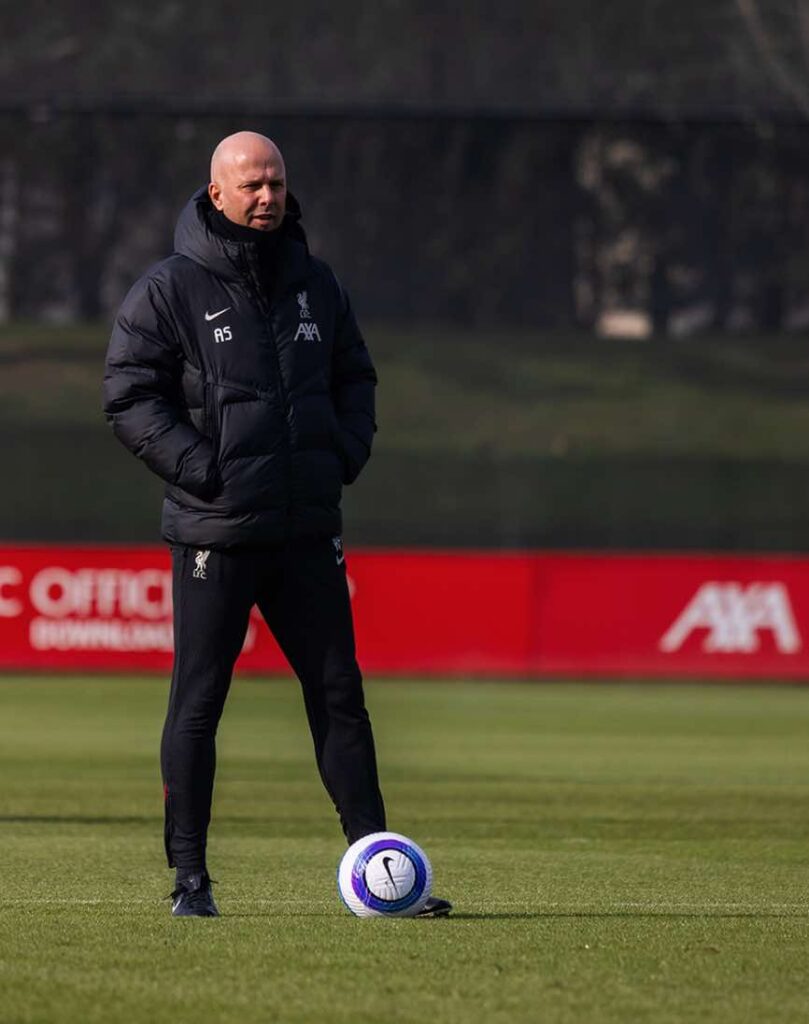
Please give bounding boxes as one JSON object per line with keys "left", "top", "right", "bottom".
{"left": 2, "top": 323, "right": 809, "bottom": 549}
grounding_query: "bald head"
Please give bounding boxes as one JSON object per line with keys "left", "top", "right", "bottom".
{"left": 208, "top": 131, "right": 287, "bottom": 232}
{"left": 210, "top": 131, "right": 284, "bottom": 182}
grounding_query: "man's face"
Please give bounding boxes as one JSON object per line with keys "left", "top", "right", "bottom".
{"left": 208, "top": 146, "right": 287, "bottom": 232}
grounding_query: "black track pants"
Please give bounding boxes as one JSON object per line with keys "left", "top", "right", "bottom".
{"left": 160, "top": 540, "right": 386, "bottom": 873}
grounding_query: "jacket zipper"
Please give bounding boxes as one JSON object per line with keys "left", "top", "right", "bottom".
{"left": 260, "top": 313, "right": 293, "bottom": 514}
{"left": 242, "top": 264, "right": 294, "bottom": 524}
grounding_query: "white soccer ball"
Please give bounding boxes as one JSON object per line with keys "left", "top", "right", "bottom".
{"left": 337, "top": 831, "right": 432, "bottom": 917}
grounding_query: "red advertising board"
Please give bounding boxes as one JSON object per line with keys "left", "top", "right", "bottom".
{"left": 0, "top": 545, "right": 807, "bottom": 679}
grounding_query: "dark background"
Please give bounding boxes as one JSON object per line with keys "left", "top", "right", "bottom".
{"left": 3, "top": 1, "right": 809, "bottom": 549}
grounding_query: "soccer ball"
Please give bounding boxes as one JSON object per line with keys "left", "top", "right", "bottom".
{"left": 337, "top": 831, "right": 432, "bottom": 917}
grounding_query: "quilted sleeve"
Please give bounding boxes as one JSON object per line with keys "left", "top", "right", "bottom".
{"left": 102, "top": 274, "right": 219, "bottom": 500}
{"left": 330, "top": 277, "right": 377, "bottom": 485}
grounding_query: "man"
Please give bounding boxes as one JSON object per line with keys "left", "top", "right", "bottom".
{"left": 103, "top": 131, "right": 450, "bottom": 918}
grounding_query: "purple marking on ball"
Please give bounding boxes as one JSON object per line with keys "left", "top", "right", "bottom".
{"left": 351, "top": 838, "right": 428, "bottom": 913}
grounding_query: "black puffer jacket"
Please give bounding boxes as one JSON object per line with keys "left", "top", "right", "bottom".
{"left": 103, "top": 188, "right": 377, "bottom": 548}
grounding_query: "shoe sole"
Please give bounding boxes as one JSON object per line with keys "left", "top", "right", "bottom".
{"left": 416, "top": 904, "right": 452, "bottom": 918}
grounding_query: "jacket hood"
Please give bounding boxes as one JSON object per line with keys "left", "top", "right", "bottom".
{"left": 173, "top": 186, "right": 308, "bottom": 284}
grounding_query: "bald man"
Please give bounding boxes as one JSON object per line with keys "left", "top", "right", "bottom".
{"left": 104, "top": 132, "right": 451, "bottom": 918}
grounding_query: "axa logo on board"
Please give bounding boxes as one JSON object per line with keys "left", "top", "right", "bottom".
{"left": 659, "top": 582, "right": 802, "bottom": 654}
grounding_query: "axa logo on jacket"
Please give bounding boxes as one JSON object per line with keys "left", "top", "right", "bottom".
{"left": 294, "top": 321, "right": 321, "bottom": 341}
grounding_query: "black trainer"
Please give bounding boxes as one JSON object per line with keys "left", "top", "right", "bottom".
{"left": 416, "top": 895, "right": 452, "bottom": 917}
{"left": 170, "top": 872, "right": 219, "bottom": 917}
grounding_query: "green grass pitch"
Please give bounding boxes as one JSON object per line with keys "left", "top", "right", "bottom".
{"left": 2, "top": 676, "right": 809, "bottom": 1023}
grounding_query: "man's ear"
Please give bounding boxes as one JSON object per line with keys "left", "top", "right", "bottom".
{"left": 208, "top": 182, "right": 223, "bottom": 211}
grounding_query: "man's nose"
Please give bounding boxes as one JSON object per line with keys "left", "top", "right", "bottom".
{"left": 257, "top": 185, "right": 274, "bottom": 205}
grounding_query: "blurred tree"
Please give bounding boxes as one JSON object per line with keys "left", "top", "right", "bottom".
{"left": 2, "top": 2, "right": 809, "bottom": 331}
{"left": 735, "top": 0, "right": 809, "bottom": 116}
{"left": 0, "top": 0, "right": 801, "bottom": 118}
